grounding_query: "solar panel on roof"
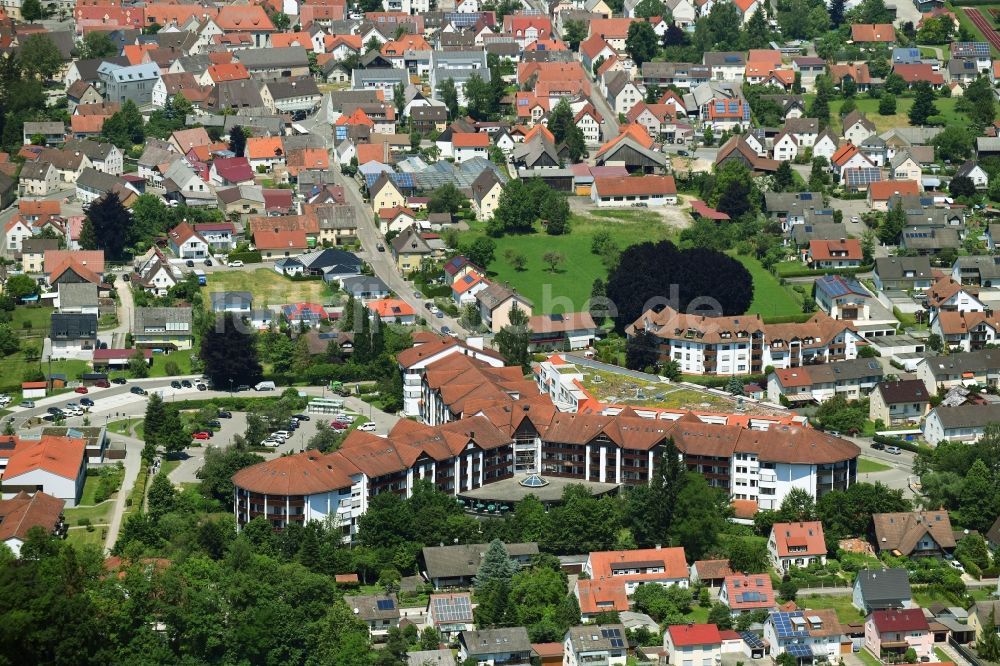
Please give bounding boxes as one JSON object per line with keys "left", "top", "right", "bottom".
{"left": 740, "top": 632, "right": 765, "bottom": 649}
{"left": 376, "top": 599, "right": 395, "bottom": 610}
{"left": 432, "top": 595, "right": 472, "bottom": 622}
{"left": 786, "top": 644, "right": 813, "bottom": 658}
{"left": 799, "top": 193, "right": 813, "bottom": 200}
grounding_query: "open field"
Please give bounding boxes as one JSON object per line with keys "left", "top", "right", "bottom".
{"left": 797, "top": 593, "right": 865, "bottom": 624}
{"left": 148, "top": 349, "right": 195, "bottom": 377}
{"left": 460, "top": 211, "right": 677, "bottom": 314}
{"left": 64, "top": 500, "right": 114, "bottom": 526}
{"left": 858, "top": 457, "right": 891, "bottom": 473}
{"left": 12, "top": 306, "right": 55, "bottom": 333}
{"left": 821, "top": 97, "right": 970, "bottom": 134}
{"left": 65, "top": 527, "right": 105, "bottom": 548}
{"left": 729, "top": 254, "right": 803, "bottom": 319}
{"left": 0, "top": 356, "right": 91, "bottom": 393}
{"left": 201, "top": 269, "right": 329, "bottom": 309}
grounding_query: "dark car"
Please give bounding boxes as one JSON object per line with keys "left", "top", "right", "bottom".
{"left": 236, "top": 385, "right": 251, "bottom": 392}
{"left": 376, "top": 242, "right": 385, "bottom": 252}
{"left": 112, "top": 377, "right": 127, "bottom": 385}
{"left": 677, "top": 149, "right": 689, "bottom": 157}
{"left": 181, "top": 380, "right": 192, "bottom": 388}
{"left": 170, "top": 380, "right": 182, "bottom": 389}
{"left": 287, "top": 421, "right": 298, "bottom": 430}
{"left": 204, "top": 258, "right": 213, "bottom": 266}
{"left": 870, "top": 441, "right": 884, "bottom": 450}
{"left": 207, "top": 420, "right": 222, "bottom": 428}
{"left": 130, "top": 386, "right": 147, "bottom": 396}
{"left": 218, "top": 410, "right": 233, "bottom": 418}
{"left": 441, "top": 326, "right": 452, "bottom": 335}
{"left": 95, "top": 379, "right": 110, "bottom": 388}
{"left": 185, "top": 259, "right": 194, "bottom": 267}
{"left": 47, "top": 407, "right": 63, "bottom": 415}
{"left": 293, "top": 414, "right": 310, "bottom": 421}
{"left": 425, "top": 301, "right": 434, "bottom": 309}
{"left": 80, "top": 398, "right": 95, "bottom": 407}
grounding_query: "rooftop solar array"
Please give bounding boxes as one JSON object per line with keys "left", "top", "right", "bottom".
{"left": 785, "top": 644, "right": 814, "bottom": 658}
{"left": 376, "top": 599, "right": 395, "bottom": 611}
{"left": 952, "top": 42, "right": 989, "bottom": 58}
{"left": 601, "top": 628, "right": 625, "bottom": 648}
{"left": 771, "top": 612, "right": 809, "bottom": 639}
{"left": 431, "top": 595, "right": 472, "bottom": 622}
{"left": 844, "top": 168, "right": 882, "bottom": 187}
{"left": 738, "top": 591, "right": 767, "bottom": 603}
{"left": 741, "top": 632, "right": 765, "bottom": 649}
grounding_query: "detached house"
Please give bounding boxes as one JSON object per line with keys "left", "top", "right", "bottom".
{"left": 719, "top": 574, "right": 776, "bottom": 616}
{"left": 768, "top": 522, "right": 827, "bottom": 572}
{"left": 563, "top": 625, "right": 627, "bottom": 666}
{"left": 806, "top": 239, "right": 863, "bottom": 269}
{"left": 864, "top": 609, "right": 932, "bottom": 661}
{"left": 764, "top": 610, "right": 845, "bottom": 662}
{"left": 471, "top": 170, "right": 504, "bottom": 221}
{"left": 869, "top": 380, "right": 930, "bottom": 426}
{"left": 167, "top": 222, "right": 210, "bottom": 260}
{"left": 663, "top": 624, "right": 723, "bottom": 666}
{"left": 852, "top": 569, "right": 912, "bottom": 614}
{"left": 344, "top": 594, "right": 400, "bottom": 643}
{"left": 132, "top": 307, "right": 194, "bottom": 350}
{"left": 872, "top": 510, "right": 955, "bottom": 558}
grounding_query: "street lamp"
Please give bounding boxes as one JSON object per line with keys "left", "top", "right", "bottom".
{"left": 229, "top": 378, "right": 233, "bottom": 396}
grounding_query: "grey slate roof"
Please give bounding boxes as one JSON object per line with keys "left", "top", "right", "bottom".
{"left": 58, "top": 283, "right": 99, "bottom": 309}
{"left": 77, "top": 168, "right": 123, "bottom": 193}
{"left": 923, "top": 349, "right": 1000, "bottom": 379}
{"left": 931, "top": 403, "right": 1000, "bottom": 429}
{"left": 21, "top": 238, "right": 60, "bottom": 256}
{"left": 236, "top": 46, "right": 310, "bottom": 70}
{"left": 460, "top": 628, "right": 533, "bottom": 656}
{"left": 343, "top": 594, "right": 400, "bottom": 622}
{"left": 567, "top": 624, "right": 628, "bottom": 652}
{"left": 874, "top": 256, "right": 933, "bottom": 282}
{"left": 50, "top": 313, "right": 97, "bottom": 339}
{"left": 476, "top": 282, "right": 533, "bottom": 310}
{"left": 856, "top": 569, "right": 911, "bottom": 605}
{"left": 19, "top": 161, "right": 54, "bottom": 181}
{"left": 134, "top": 307, "right": 193, "bottom": 333}
{"left": 210, "top": 291, "right": 253, "bottom": 310}
{"left": 422, "top": 542, "right": 538, "bottom": 581}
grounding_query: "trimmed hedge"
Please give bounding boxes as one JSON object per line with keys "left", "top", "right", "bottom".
{"left": 171, "top": 395, "right": 306, "bottom": 412}
{"left": 873, "top": 434, "right": 930, "bottom": 454}
{"left": 227, "top": 250, "right": 262, "bottom": 264}
{"left": 776, "top": 264, "right": 875, "bottom": 279}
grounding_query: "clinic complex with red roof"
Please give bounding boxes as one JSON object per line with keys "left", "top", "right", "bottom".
{"left": 233, "top": 335, "right": 859, "bottom": 539}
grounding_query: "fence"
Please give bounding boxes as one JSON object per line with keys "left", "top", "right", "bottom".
{"left": 949, "top": 636, "right": 984, "bottom": 666}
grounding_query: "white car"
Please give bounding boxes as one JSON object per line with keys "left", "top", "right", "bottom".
{"left": 335, "top": 414, "right": 355, "bottom": 423}
{"left": 272, "top": 430, "right": 291, "bottom": 440}
{"left": 948, "top": 559, "right": 964, "bottom": 571}
{"left": 260, "top": 438, "right": 281, "bottom": 448}
{"left": 357, "top": 422, "right": 377, "bottom": 432}
{"left": 229, "top": 260, "right": 244, "bottom": 268}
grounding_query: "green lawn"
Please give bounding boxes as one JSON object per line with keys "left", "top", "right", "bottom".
{"left": 12, "top": 306, "right": 55, "bottom": 333}
{"left": 64, "top": 501, "right": 113, "bottom": 526}
{"left": 65, "top": 526, "right": 105, "bottom": 548}
{"left": 202, "top": 269, "right": 329, "bottom": 309}
{"left": 797, "top": 593, "right": 865, "bottom": 624}
{"left": 460, "top": 211, "right": 676, "bottom": 314}
{"left": 824, "top": 97, "right": 970, "bottom": 134}
{"left": 729, "top": 253, "right": 804, "bottom": 319}
{"left": 934, "top": 647, "right": 950, "bottom": 663}
{"left": 858, "top": 648, "right": 882, "bottom": 666}
{"left": 858, "top": 457, "right": 891, "bottom": 473}
{"left": 0, "top": 356, "right": 92, "bottom": 393}
{"left": 78, "top": 476, "right": 105, "bottom": 505}
{"left": 148, "top": 349, "right": 195, "bottom": 377}
{"left": 161, "top": 459, "right": 181, "bottom": 478}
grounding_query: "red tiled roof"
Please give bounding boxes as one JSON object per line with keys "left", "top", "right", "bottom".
{"left": 872, "top": 609, "right": 930, "bottom": 633}
{"left": 771, "top": 521, "right": 826, "bottom": 557}
{"left": 3, "top": 435, "right": 86, "bottom": 481}
{"left": 453, "top": 132, "right": 490, "bottom": 148}
{"left": 576, "top": 579, "right": 629, "bottom": 614}
{"left": 254, "top": 228, "right": 309, "bottom": 249}
{"left": 868, "top": 180, "right": 920, "bottom": 201}
{"left": 668, "top": 624, "right": 722, "bottom": 647}
{"left": 851, "top": 23, "right": 895, "bottom": 42}
{"left": 594, "top": 175, "right": 676, "bottom": 197}
{"left": 367, "top": 299, "right": 415, "bottom": 317}
{"left": 588, "top": 547, "right": 688, "bottom": 582}
{"left": 723, "top": 574, "right": 775, "bottom": 610}
{"left": 0, "top": 491, "right": 64, "bottom": 544}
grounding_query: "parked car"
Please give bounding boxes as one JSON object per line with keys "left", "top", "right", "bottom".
{"left": 181, "top": 380, "right": 192, "bottom": 388}
{"left": 229, "top": 260, "right": 244, "bottom": 268}
{"left": 948, "top": 559, "right": 964, "bottom": 571}
{"left": 329, "top": 421, "right": 348, "bottom": 431}
{"left": 75, "top": 386, "right": 89, "bottom": 394}
{"left": 441, "top": 326, "right": 452, "bottom": 335}
{"left": 207, "top": 420, "right": 222, "bottom": 428}
{"left": 196, "top": 383, "right": 207, "bottom": 391}
{"left": 21, "top": 400, "right": 34, "bottom": 409}
{"left": 130, "top": 386, "right": 147, "bottom": 395}
{"left": 80, "top": 398, "right": 94, "bottom": 407}
{"left": 191, "top": 431, "right": 212, "bottom": 440}
{"left": 376, "top": 243, "right": 385, "bottom": 252}
{"left": 112, "top": 377, "right": 127, "bottom": 385}
{"left": 357, "top": 422, "right": 377, "bottom": 432}
{"left": 293, "top": 414, "right": 310, "bottom": 421}
{"left": 204, "top": 258, "right": 212, "bottom": 266}
{"left": 677, "top": 149, "right": 689, "bottom": 157}
{"left": 236, "top": 385, "right": 250, "bottom": 392}
{"left": 273, "top": 430, "right": 292, "bottom": 440}
{"left": 185, "top": 259, "right": 194, "bottom": 267}
{"left": 260, "top": 438, "right": 281, "bottom": 448}
{"left": 170, "top": 380, "right": 182, "bottom": 389}
{"left": 47, "top": 407, "right": 63, "bottom": 415}
{"left": 885, "top": 446, "right": 901, "bottom": 455}
{"left": 218, "top": 410, "right": 232, "bottom": 418}
{"left": 870, "top": 441, "right": 884, "bottom": 450}
{"left": 254, "top": 381, "right": 276, "bottom": 391}
{"left": 94, "top": 380, "right": 110, "bottom": 388}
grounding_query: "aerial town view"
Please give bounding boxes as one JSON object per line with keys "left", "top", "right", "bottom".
{"left": 2, "top": 0, "right": 1000, "bottom": 663}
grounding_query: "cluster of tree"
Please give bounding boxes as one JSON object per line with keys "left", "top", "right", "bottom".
{"left": 200, "top": 312, "right": 264, "bottom": 389}
{"left": 811, "top": 395, "right": 870, "bottom": 434}
{"left": 0, "top": 35, "right": 71, "bottom": 152}
{"left": 473, "top": 542, "right": 581, "bottom": 642}
{"left": 494, "top": 303, "right": 531, "bottom": 372}
{"left": 916, "top": 425, "right": 1000, "bottom": 532}
{"left": 141, "top": 393, "right": 192, "bottom": 460}
{"left": 101, "top": 99, "right": 146, "bottom": 149}
{"left": 606, "top": 239, "right": 754, "bottom": 333}
{"left": 487, "top": 179, "right": 570, "bottom": 237}
{"left": 547, "top": 98, "right": 587, "bottom": 163}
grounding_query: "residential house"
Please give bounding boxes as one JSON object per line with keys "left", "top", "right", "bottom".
{"left": 21, "top": 239, "right": 60, "bottom": 273}
{"left": 234, "top": 47, "right": 310, "bottom": 80}
{"left": 370, "top": 174, "right": 405, "bottom": 213}
{"left": 806, "top": 239, "right": 863, "bottom": 269}
{"left": 768, "top": 522, "right": 827, "bottom": 572}
{"left": 453, "top": 133, "right": 490, "bottom": 164}
{"left": 864, "top": 609, "right": 932, "bottom": 661}
{"left": 0, "top": 436, "right": 87, "bottom": 507}
{"left": 583, "top": 547, "right": 690, "bottom": 596}
{"left": 477, "top": 283, "right": 533, "bottom": 333}
{"left": 3, "top": 217, "right": 33, "bottom": 254}
{"left": 167, "top": 222, "right": 210, "bottom": 260}
{"left": 930, "top": 311, "right": 1000, "bottom": 352}
{"left": 57, "top": 283, "right": 99, "bottom": 315}
{"left": 426, "top": 593, "right": 474, "bottom": 641}
{"left": 343, "top": 594, "right": 400, "bottom": 643}
{"left": 470, "top": 170, "right": 504, "bottom": 222}
{"left": 390, "top": 226, "right": 433, "bottom": 274}
{"left": 852, "top": 569, "right": 912, "bottom": 614}
{"left": 256, "top": 229, "right": 309, "bottom": 260}
{"left": 689, "top": 560, "right": 734, "bottom": 590}
{"left": 64, "top": 140, "right": 123, "bottom": 176}
{"left": 719, "top": 574, "right": 776, "bottom": 616}
{"left": 766, "top": 358, "right": 884, "bottom": 404}
{"left": 459, "top": 628, "right": 533, "bottom": 666}
{"left": 527, "top": 312, "right": 599, "bottom": 351}
{"left": 956, "top": 160, "right": 989, "bottom": 189}
{"left": 663, "top": 624, "right": 723, "bottom": 666}
{"left": 340, "top": 276, "right": 391, "bottom": 301}
{"left": 873, "top": 256, "right": 934, "bottom": 292}
{"left": 563, "top": 625, "right": 627, "bottom": 666}
{"left": 453, "top": 273, "right": 489, "bottom": 306}
{"left": 592, "top": 176, "right": 677, "bottom": 207}
{"left": 281, "top": 302, "right": 329, "bottom": 328}
{"left": 871, "top": 510, "right": 955, "bottom": 557}
{"left": 210, "top": 291, "right": 253, "bottom": 314}
{"left": 763, "top": 610, "right": 844, "bottom": 661}
{"left": 968, "top": 601, "right": 1000, "bottom": 643}
{"left": 843, "top": 110, "right": 877, "bottom": 146}
{"left": 19, "top": 161, "right": 60, "bottom": 196}
{"left": 814, "top": 275, "right": 872, "bottom": 320}
{"left": 49, "top": 313, "right": 98, "bottom": 359}
{"left": 421, "top": 542, "right": 538, "bottom": 589}
{"left": 0, "top": 491, "right": 65, "bottom": 558}
{"left": 869, "top": 380, "right": 930, "bottom": 426}
{"left": 923, "top": 403, "right": 1000, "bottom": 445}
{"left": 22, "top": 122, "right": 65, "bottom": 147}
{"left": 132, "top": 307, "right": 194, "bottom": 350}
{"left": 98, "top": 63, "right": 160, "bottom": 106}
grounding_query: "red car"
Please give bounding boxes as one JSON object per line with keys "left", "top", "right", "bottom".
{"left": 75, "top": 386, "right": 89, "bottom": 394}
{"left": 329, "top": 421, "right": 348, "bottom": 430}
{"left": 94, "top": 380, "right": 110, "bottom": 388}
{"left": 191, "top": 431, "right": 212, "bottom": 440}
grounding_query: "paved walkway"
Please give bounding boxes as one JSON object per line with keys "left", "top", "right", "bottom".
{"left": 103, "top": 432, "right": 144, "bottom": 552}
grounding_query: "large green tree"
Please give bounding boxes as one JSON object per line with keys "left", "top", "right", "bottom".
{"left": 908, "top": 82, "right": 938, "bottom": 126}
{"left": 625, "top": 21, "right": 659, "bottom": 66}
{"left": 82, "top": 191, "right": 131, "bottom": 260}
{"left": 18, "top": 34, "right": 62, "bottom": 80}
{"left": 494, "top": 303, "right": 530, "bottom": 371}
{"left": 200, "top": 313, "right": 263, "bottom": 388}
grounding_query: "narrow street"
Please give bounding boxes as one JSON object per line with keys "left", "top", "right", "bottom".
{"left": 109, "top": 272, "right": 135, "bottom": 348}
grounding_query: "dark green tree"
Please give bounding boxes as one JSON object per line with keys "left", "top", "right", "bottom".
{"left": 634, "top": 0, "right": 665, "bottom": 18}
{"left": 878, "top": 93, "right": 897, "bottom": 115}
{"left": 146, "top": 472, "right": 177, "bottom": 519}
{"left": 437, "top": 78, "right": 459, "bottom": 118}
{"left": 82, "top": 191, "right": 131, "bottom": 260}
{"left": 428, "top": 182, "right": 465, "bottom": 214}
{"left": 540, "top": 192, "right": 569, "bottom": 235}
{"left": 465, "top": 73, "right": 493, "bottom": 120}
{"left": 228, "top": 125, "right": 247, "bottom": 157}
{"left": 773, "top": 161, "right": 794, "bottom": 192}
{"left": 908, "top": 82, "right": 938, "bottom": 126}
{"left": 878, "top": 202, "right": 906, "bottom": 245}
{"left": 742, "top": 6, "right": 772, "bottom": 49}
{"left": 18, "top": 34, "right": 62, "bottom": 80}
{"left": 547, "top": 98, "right": 574, "bottom": 145}
{"left": 80, "top": 31, "right": 118, "bottom": 59}
{"left": 20, "top": 0, "right": 42, "bottom": 21}
{"left": 463, "top": 236, "right": 496, "bottom": 268}
{"left": 494, "top": 303, "right": 530, "bottom": 371}
{"left": 625, "top": 21, "right": 659, "bottom": 66}
{"left": 475, "top": 539, "right": 519, "bottom": 587}
{"left": 562, "top": 19, "right": 588, "bottom": 50}
{"left": 962, "top": 76, "right": 996, "bottom": 129}
{"left": 200, "top": 313, "right": 263, "bottom": 387}
{"left": 977, "top": 609, "right": 1000, "bottom": 661}
{"left": 625, "top": 330, "right": 660, "bottom": 371}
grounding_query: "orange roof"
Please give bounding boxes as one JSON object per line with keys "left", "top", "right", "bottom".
{"left": 48, "top": 258, "right": 103, "bottom": 285}
{"left": 830, "top": 143, "right": 858, "bottom": 166}
{"left": 3, "top": 435, "right": 86, "bottom": 481}
{"left": 286, "top": 148, "right": 329, "bottom": 175}
{"left": 808, "top": 238, "right": 862, "bottom": 262}
{"left": 335, "top": 107, "right": 375, "bottom": 128}
{"left": 594, "top": 175, "right": 676, "bottom": 197}
{"left": 589, "top": 18, "right": 633, "bottom": 39}
{"left": 367, "top": 299, "right": 415, "bottom": 317}
{"left": 270, "top": 32, "right": 314, "bottom": 50}
{"left": 378, "top": 205, "right": 414, "bottom": 220}
{"left": 208, "top": 63, "right": 250, "bottom": 83}
{"left": 525, "top": 38, "right": 568, "bottom": 51}
{"left": 893, "top": 63, "right": 944, "bottom": 85}
{"left": 327, "top": 34, "right": 363, "bottom": 51}
{"left": 595, "top": 123, "right": 654, "bottom": 158}
{"left": 122, "top": 43, "right": 155, "bottom": 66}
{"left": 245, "top": 136, "right": 285, "bottom": 160}
{"left": 357, "top": 142, "right": 390, "bottom": 165}
{"left": 380, "top": 35, "right": 431, "bottom": 55}
{"left": 254, "top": 228, "right": 309, "bottom": 250}
{"left": 868, "top": 180, "right": 920, "bottom": 201}
{"left": 734, "top": 0, "right": 757, "bottom": 11}
{"left": 70, "top": 115, "right": 107, "bottom": 134}
{"left": 19, "top": 199, "right": 61, "bottom": 217}
{"left": 453, "top": 273, "right": 486, "bottom": 295}
{"left": 588, "top": 547, "right": 688, "bottom": 582}
{"left": 44, "top": 250, "right": 104, "bottom": 274}
{"left": 522, "top": 124, "right": 555, "bottom": 144}
{"left": 851, "top": 23, "right": 895, "bottom": 42}
{"left": 668, "top": 624, "right": 723, "bottom": 647}
{"left": 575, "top": 579, "right": 629, "bottom": 614}
{"left": 771, "top": 521, "right": 826, "bottom": 557}
{"left": 453, "top": 132, "right": 490, "bottom": 148}
{"left": 216, "top": 5, "right": 275, "bottom": 32}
